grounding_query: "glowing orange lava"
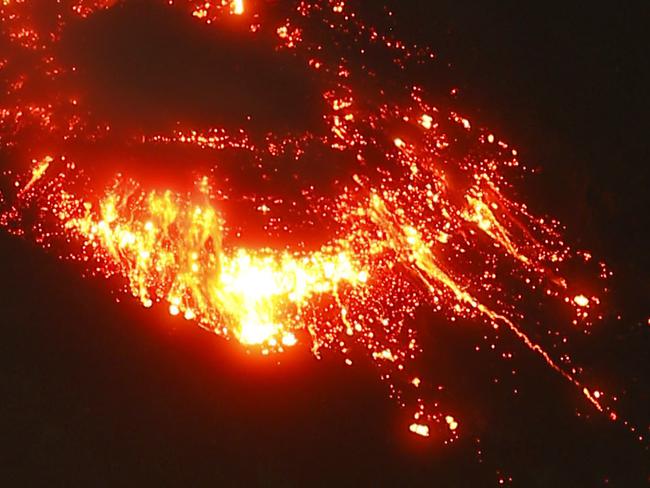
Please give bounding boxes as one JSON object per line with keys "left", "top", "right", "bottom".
{"left": 0, "top": 0, "right": 632, "bottom": 443}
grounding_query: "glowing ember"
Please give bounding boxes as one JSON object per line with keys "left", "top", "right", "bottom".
{"left": 445, "top": 416, "right": 459, "bottom": 432}
{"left": 0, "top": 0, "right": 633, "bottom": 444}
{"left": 410, "top": 423, "right": 431, "bottom": 438}
{"left": 230, "top": 0, "right": 244, "bottom": 16}
{"left": 574, "top": 294, "right": 590, "bottom": 307}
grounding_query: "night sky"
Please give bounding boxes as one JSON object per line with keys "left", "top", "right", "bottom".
{"left": 1, "top": 1, "right": 648, "bottom": 486}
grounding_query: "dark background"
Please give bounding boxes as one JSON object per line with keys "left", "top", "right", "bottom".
{"left": 1, "top": 1, "right": 648, "bottom": 486}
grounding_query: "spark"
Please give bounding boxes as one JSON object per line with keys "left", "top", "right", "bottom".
{"left": 574, "top": 295, "right": 590, "bottom": 307}
{"left": 19, "top": 156, "right": 53, "bottom": 196}
{"left": 445, "top": 415, "right": 459, "bottom": 431}
{"left": 410, "top": 423, "right": 430, "bottom": 437}
{"left": 230, "top": 0, "right": 244, "bottom": 15}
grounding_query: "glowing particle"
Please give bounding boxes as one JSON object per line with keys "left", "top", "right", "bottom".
{"left": 574, "top": 295, "right": 590, "bottom": 307}
{"left": 420, "top": 114, "right": 433, "bottom": 129}
{"left": 409, "top": 423, "right": 430, "bottom": 437}
{"left": 282, "top": 332, "right": 298, "bottom": 347}
{"left": 445, "top": 415, "right": 459, "bottom": 431}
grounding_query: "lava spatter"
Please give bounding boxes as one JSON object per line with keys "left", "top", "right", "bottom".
{"left": 0, "top": 0, "right": 630, "bottom": 444}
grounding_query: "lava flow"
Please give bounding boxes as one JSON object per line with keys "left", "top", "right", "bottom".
{"left": 0, "top": 0, "right": 632, "bottom": 442}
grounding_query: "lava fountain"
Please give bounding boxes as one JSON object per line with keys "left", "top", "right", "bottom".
{"left": 0, "top": 0, "right": 630, "bottom": 442}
